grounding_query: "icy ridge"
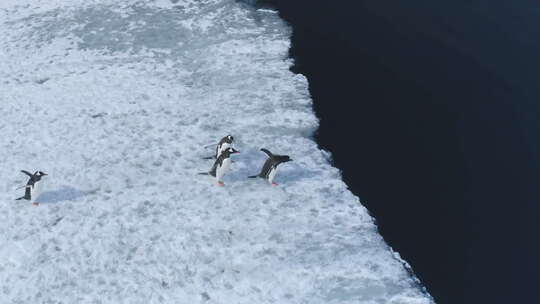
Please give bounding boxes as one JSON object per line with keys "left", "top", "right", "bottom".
{"left": 0, "top": 1, "right": 433, "bottom": 303}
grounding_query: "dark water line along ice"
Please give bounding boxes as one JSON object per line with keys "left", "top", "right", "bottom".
{"left": 258, "top": 1, "right": 540, "bottom": 304}
{"left": 0, "top": 1, "right": 435, "bottom": 303}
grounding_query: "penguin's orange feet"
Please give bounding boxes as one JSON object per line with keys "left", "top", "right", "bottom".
{"left": 271, "top": 182, "right": 278, "bottom": 186}
{"left": 32, "top": 202, "right": 40, "bottom": 206}
{"left": 217, "top": 181, "right": 225, "bottom": 186}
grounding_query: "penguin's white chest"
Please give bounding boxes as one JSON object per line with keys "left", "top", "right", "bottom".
{"left": 31, "top": 180, "right": 44, "bottom": 201}
{"left": 267, "top": 166, "right": 278, "bottom": 183}
{"left": 216, "top": 158, "right": 232, "bottom": 181}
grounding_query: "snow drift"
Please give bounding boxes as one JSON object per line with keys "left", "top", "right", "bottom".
{"left": 0, "top": 1, "right": 433, "bottom": 303}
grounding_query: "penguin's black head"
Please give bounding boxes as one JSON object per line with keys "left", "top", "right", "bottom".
{"left": 37, "top": 171, "right": 47, "bottom": 176}
{"left": 226, "top": 135, "right": 234, "bottom": 142}
{"left": 221, "top": 147, "right": 240, "bottom": 157}
{"left": 276, "top": 155, "right": 292, "bottom": 163}
{"left": 224, "top": 147, "right": 240, "bottom": 155}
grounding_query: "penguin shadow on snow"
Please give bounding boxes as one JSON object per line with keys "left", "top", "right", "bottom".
{"left": 36, "top": 186, "right": 90, "bottom": 204}
{"left": 272, "top": 162, "right": 319, "bottom": 185}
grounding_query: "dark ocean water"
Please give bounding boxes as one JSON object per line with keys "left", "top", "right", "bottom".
{"left": 258, "top": 1, "right": 540, "bottom": 303}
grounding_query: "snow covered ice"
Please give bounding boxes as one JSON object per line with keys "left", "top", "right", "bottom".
{"left": 0, "top": 1, "right": 433, "bottom": 303}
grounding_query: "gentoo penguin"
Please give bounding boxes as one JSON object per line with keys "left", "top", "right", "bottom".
{"left": 16, "top": 170, "right": 47, "bottom": 205}
{"left": 203, "top": 135, "right": 234, "bottom": 159}
{"left": 249, "top": 148, "right": 292, "bottom": 186}
{"left": 200, "top": 147, "right": 239, "bottom": 186}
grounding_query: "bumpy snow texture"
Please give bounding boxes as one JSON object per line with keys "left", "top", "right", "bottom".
{"left": 0, "top": 1, "right": 433, "bottom": 303}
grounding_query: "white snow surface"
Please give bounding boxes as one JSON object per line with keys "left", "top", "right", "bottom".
{"left": 0, "top": 1, "right": 433, "bottom": 303}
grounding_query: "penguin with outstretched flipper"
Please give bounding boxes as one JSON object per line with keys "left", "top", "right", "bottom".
{"left": 16, "top": 170, "right": 47, "bottom": 205}
{"left": 249, "top": 148, "right": 292, "bottom": 186}
{"left": 199, "top": 147, "right": 239, "bottom": 186}
{"left": 203, "top": 135, "right": 234, "bottom": 160}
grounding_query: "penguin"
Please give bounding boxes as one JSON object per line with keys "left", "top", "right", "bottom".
{"left": 203, "top": 135, "right": 234, "bottom": 160}
{"left": 248, "top": 148, "right": 292, "bottom": 186}
{"left": 199, "top": 147, "right": 240, "bottom": 186}
{"left": 16, "top": 170, "right": 47, "bottom": 205}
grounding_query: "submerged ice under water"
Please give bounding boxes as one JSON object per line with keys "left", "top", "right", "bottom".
{"left": 0, "top": 1, "right": 432, "bottom": 303}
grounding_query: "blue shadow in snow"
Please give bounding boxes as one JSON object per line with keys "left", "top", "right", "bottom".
{"left": 37, "top": 186, "right": 88, "bottom": 204}
{"left": 277, "top": 164, "right": 320, "bottom": 184}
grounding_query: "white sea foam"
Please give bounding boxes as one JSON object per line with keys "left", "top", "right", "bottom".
{"left": 0, "top": 1, "right": 433, "bottom": 303}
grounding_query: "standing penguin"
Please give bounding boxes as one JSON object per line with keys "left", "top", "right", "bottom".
{"left": 249, "top": 148, "right": 292, "bottom": 186}
{"left": 203, "top": 135, "right": 234, "bottom": 159}
{"left": 16, "top": 170, "right": 47, "bottom": 205}
{"left": 200, "top": 147, "right": 240, "bottom": 186}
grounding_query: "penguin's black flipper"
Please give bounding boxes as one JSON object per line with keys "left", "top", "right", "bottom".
{"left": 16, "top": 196, "right": 26, "bottom": 200}
{"left": 21, "top": 170, "right": 33, "bottom": 177}
{"left": 248, "top": 175, "right": 259, "bottom": 178}
{"left": 260, "top": 148, "right": 273, "bottom": 157}
{"left": 198, "top": 172, "right": 210, "bottom": 175}
{"left": 202, "top": 156, "right": 215, "bottom": 160}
